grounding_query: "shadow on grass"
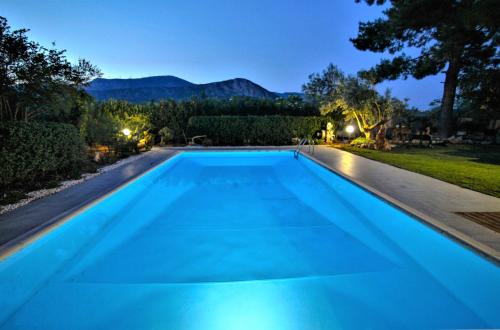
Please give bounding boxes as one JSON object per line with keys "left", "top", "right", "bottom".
{"left": 439, "top": 145, "right": 500, "bottom": 166}
{"left": 388, "top": 144, "right": 500, "bottom": 166}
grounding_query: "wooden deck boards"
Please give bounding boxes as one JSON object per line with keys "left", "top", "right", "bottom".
{"left": 455, "top": 212, "right": 500, "bottom": 233}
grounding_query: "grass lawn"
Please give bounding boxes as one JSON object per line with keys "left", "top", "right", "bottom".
{"left": 337, "top": 144, "right": 500, "bottom": 198}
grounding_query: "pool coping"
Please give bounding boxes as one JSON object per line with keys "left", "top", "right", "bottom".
{"left": 300, "top": 152, "right": 500, "bottom": 265}
{"left": 1, "top": 147, "right": 498, "bottom": 265}
{"left": 0, "top": 151, "right": 181, "bottom": 260}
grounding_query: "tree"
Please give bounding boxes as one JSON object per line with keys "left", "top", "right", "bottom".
{"left": 351, "top": 0, "right": 499, "bottom": 137}
{"left": 303, "top": 64, "right": 396, "bottom": 141}
{"left": 458, "top": 61, "right": 499, "bottom": 118}
{"left": 303, "top": 64, "right": 346, "bottom": 104}
{"left": 79, "top": 100, "right": 153, "bottom": 155}
{"left": 79, "top": 101, "right": 118, "bottom": 146}
{"left": 158, "top": 99, "right": 191, "bottom": 143}
{"left": 0, "top": 16, "right": 101, "bottom": 121}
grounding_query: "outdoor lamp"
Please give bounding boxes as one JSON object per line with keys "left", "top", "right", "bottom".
{"left": 345, "top": 125, "right": 354, "bottom": 134}
{"left": 121, "top": 128, "right": 131, "bottom": 137}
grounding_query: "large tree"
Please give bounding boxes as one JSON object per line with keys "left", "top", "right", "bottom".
{"left": 303, "top": 64, "right": 397, "bottom": 141}
{"left": 0, "top": 16, "right": 101, "bottom": 121}
{"left": 351, "top": 0, "right": 499, "bottom": 137}
{"left": 458, "top": 59, "right": 499, "bottom": 118}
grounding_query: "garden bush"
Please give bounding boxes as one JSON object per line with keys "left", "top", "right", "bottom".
{"left": 79, "top": 101, "right": 154, "bottom": 157}
{"left": 187, "top": 115, "right": 329, "bottom": 145}
{"left": 350, "top": 136, "right": 375, "bottom": 149}
{"left": 0, "top": 121, "right": 88, "bottom": 190}
{"left": 158, "top": 127, "right": 174, "bottom": 145}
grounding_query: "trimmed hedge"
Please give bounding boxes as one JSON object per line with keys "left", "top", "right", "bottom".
{"left": 188, "top": 115, "right": 328, "bottom": 145}
{"left": 0, "top": 121, "right": 87, "bottom": 189}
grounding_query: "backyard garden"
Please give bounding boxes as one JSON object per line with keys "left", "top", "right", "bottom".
{"left": 1, "top": 4, "right": 499, "bottom": 208}
{"left": 1, "top": 1, "right": 500, "bottom": 328}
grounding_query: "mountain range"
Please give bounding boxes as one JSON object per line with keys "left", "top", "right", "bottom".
{"left": 85, "top": 75, "right": 301, "bottom": 103}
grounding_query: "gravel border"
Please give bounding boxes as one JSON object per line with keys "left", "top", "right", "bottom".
{"left": 0, "top": 152, "right": 149, "bottom": 215}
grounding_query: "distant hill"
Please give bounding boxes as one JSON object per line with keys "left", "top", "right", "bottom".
{"left": 85, "top": 76, "right": 299, "bottom": 103}
{"left": 86, "top": 75, "right": 194, "bottom": 90}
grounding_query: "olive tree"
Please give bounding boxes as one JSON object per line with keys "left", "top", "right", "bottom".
{"left": 303, "top": 64, "right": 396, "bottom": 141}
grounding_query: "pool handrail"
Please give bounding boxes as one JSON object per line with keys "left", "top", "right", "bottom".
{"left": 294, "top": 138, "right": 315, "bottom": 159}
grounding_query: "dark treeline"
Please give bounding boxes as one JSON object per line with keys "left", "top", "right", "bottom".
{"left": 82, "top": 96, "right": 320, "bottom": 146}
{"left": 153, "top": 95, "right": 319, "bottom": 117}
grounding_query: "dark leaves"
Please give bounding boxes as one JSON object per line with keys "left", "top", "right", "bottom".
{"left": 351, "top": 19, "right": 395, "bottom": 52}
{"left": 351, "top": 0, "right": 499, "bottom": 83}
{"left": 354, "top": 0, "right": 387, "bottom": 5}
{"left": 0, "top": 16, "right": 101, "bottom": 120}
{"left": 366, "top": 55, "right": 414, "bottom": 82}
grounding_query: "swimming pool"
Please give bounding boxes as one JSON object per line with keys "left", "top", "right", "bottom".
{"left": 0, "top": 151, "right": 499, "bottom": 329}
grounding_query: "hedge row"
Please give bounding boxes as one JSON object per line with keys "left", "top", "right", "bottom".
{"left": 0, "top": 121, "right": 87, "bottom": 189}
{"left": 187, "top": 115, "right": 328, "bottom": 145}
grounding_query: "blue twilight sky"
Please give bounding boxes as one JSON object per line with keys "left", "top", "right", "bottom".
{"left": 2, "top": 0, "right": 443, "bottom": 109}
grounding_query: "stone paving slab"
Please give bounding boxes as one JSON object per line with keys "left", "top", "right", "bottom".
{"left": 0, "top": 148, "right": 178, "bottom": 253}
{"left": 308, "top": 146, "right": 500, "bottom": 259}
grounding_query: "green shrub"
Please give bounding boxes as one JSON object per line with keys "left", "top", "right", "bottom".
{"left": 79, "top": 101, "right": 154, "bottom": 157}
{"left": 187, "top": 116, "right": 328, "bottom": 145}
{"left": 79, "top": 102, "right": 118, "bottom": 146}
{"left": 350, "top": 136, "right": 375, "bottom": 148}
{"left": 158, "top": 127, "right": 174, "bottom": 145}
{"left": 0, "top": 121, "right": 88, "bottom": 190}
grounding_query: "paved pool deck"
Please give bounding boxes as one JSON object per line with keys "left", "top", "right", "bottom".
{"left": 0, "top": 146, "right": 499, "bottom": 261}
{"left": 309, "top": 146, "right": 500, "bottom": 260}
{"left": 0, "top": 148, "right": 179, "bottom": 254}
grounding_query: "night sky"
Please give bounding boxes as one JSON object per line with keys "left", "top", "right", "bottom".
{"left": 3, "top": 0, "right": 443, "bottom": 109}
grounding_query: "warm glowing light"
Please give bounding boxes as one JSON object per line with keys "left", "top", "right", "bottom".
{"left": 345, "top": 125, "right": 355, "bottom": 134}
{"left": 121, "top": 128, "right": 131, "bottom": 136}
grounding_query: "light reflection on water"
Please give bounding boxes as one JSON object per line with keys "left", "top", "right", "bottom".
{"left": 0, "top": 151, "right": 498, "bottom": 329}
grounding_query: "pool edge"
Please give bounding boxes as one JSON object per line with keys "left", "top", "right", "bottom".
{"left": 0, "top": 151, "right": 181, "bottom": 260}
{"left": 2, "top": 148, "right": 498, "bottom": 265}
{"left": 301, "top": 152, "right": 500, "bottom": 265}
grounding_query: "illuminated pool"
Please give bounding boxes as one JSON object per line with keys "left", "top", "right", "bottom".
{"left": 1, "top": 151, "right": 499, "bottom": 329}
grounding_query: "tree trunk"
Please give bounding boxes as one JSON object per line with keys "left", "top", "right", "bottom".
{"left": 362, "top": 120, "right": 387, "bottom": 141}
{"left": 439, "top": 57, "right": 460, "bottom": 138}
{"left": 375, "top": 124, "right": 391, "bottom": 151}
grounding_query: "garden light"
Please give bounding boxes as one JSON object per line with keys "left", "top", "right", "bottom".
{"left": 345, "top": 125, "right": 355, "bottom": 134}
{"left": 121, "top": 128, "right": 131, "bottom": 137}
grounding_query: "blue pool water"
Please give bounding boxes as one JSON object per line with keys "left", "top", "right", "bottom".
{"left": 0, "top": 151, "right": 499, "bottom": 329}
